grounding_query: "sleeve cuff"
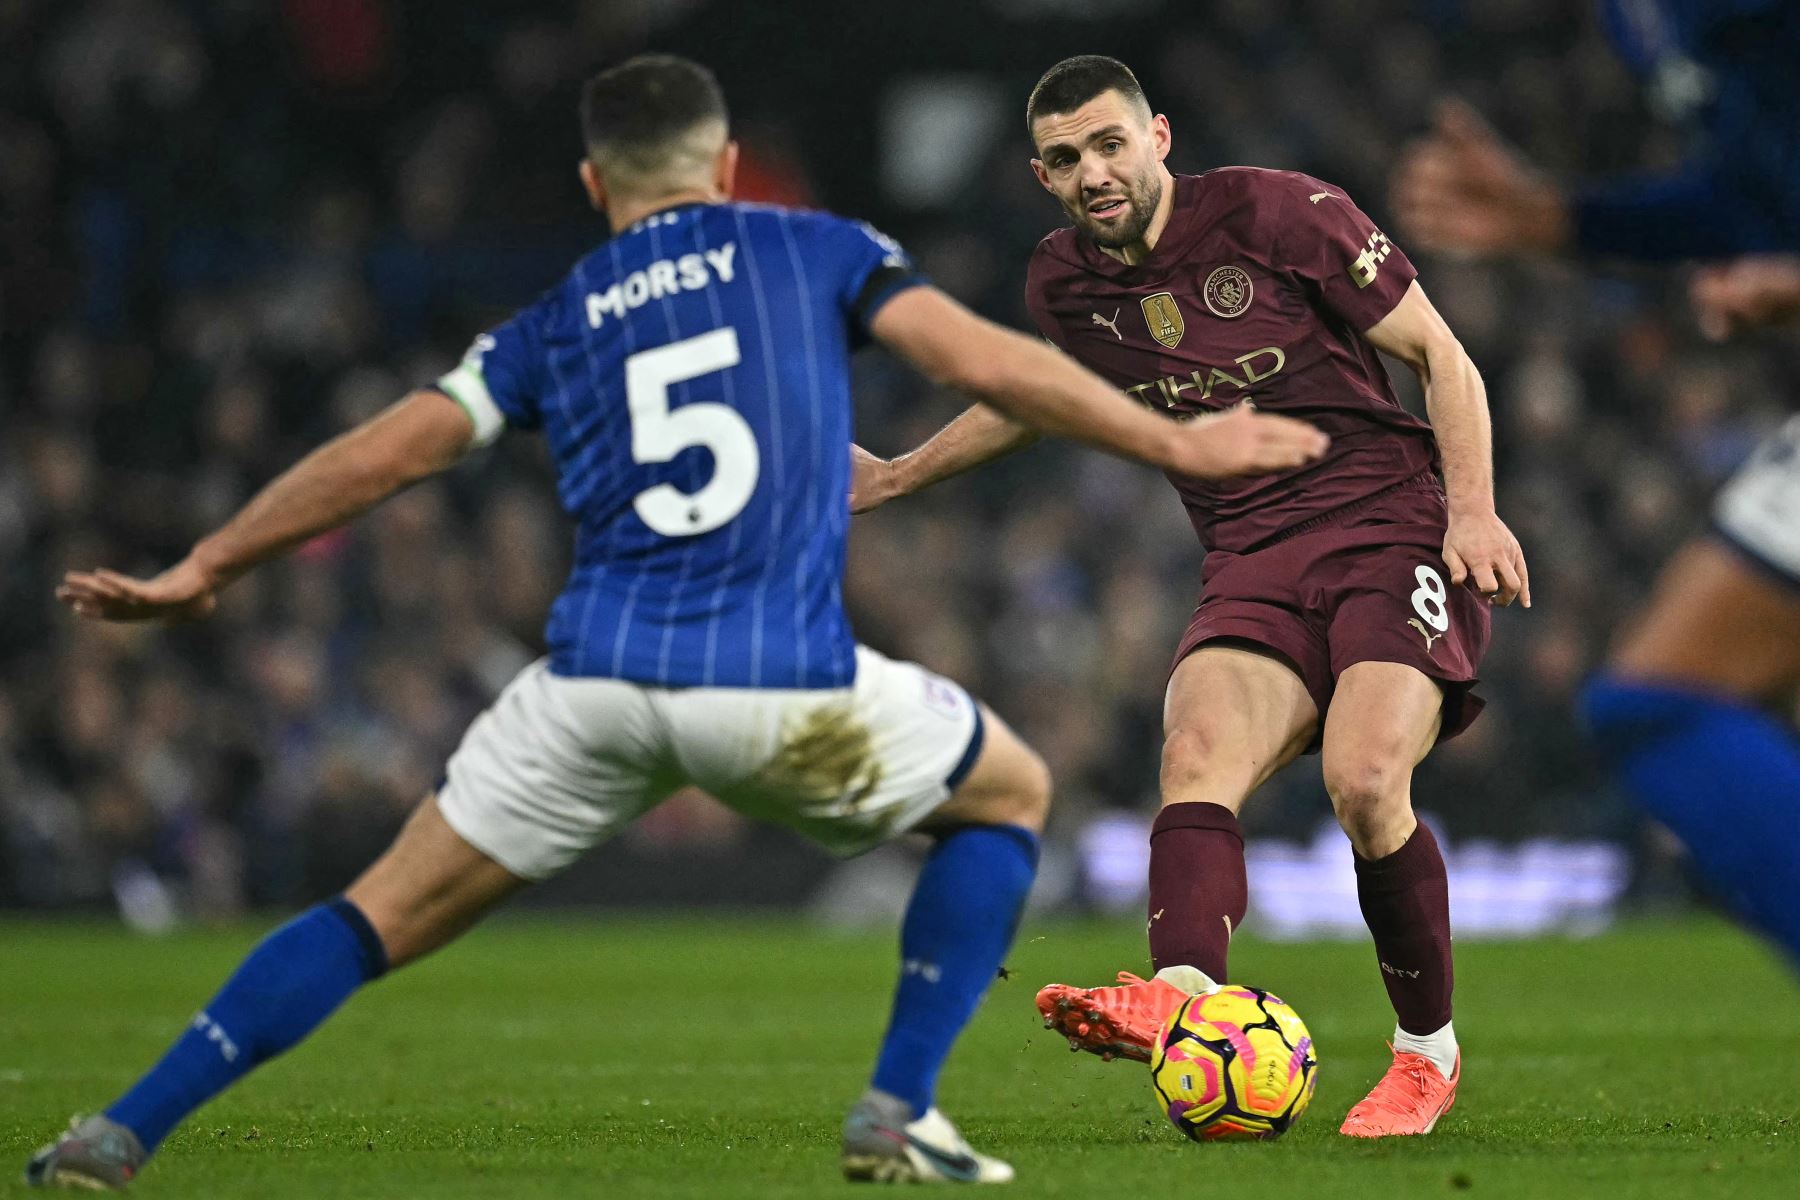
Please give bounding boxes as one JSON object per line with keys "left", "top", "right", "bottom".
{"left": 436, "top": 364, "right": 508, "bottom": 449}
{"left": 1568, "top": 167, "right": 1768, "bottom": 261}
{"left": 853, "top": 264, "right": 928, "bottom": 330}
{"left": 1354, "top": 267, "right": 1417, "bottom": 334}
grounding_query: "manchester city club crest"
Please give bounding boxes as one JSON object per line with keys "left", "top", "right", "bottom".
{"left": 1204, "top": 265, "right": 1254, "bottom": 319}
{"left": 1140, "top": 292, "right": 1185, "bottom": 348}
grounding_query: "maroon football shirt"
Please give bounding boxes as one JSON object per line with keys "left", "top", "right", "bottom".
{"left": 1025, "top": 168, "right": 1438, "bottom": 554}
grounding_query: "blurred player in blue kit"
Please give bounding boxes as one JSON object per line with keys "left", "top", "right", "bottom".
{"left": 27, "top": 55, "right": 1327, "bottom": 1190}
{"left": 1396, "top": 0, "right": 1800, "bottom": 963}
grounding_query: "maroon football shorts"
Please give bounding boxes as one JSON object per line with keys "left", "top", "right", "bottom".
{"left": 1171, "top": 473, "right": 1491, "bottom": 745}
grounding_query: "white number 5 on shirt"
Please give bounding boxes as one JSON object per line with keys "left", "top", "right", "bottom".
{"left": 624, "top": 328, "right": 760, "bottom": 537}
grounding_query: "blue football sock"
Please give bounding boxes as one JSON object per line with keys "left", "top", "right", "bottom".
{"left": 871, "top": 824, "right": 1039, "bottom": 1117}
{"left": 1582, "top": 674, "right": 1800, "bottom": 962}
{"left": 106, "top": 897, "right": 388, "bottom": 1152}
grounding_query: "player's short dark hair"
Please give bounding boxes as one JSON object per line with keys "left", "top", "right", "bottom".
{"left": 1026, "top": 55, "right": 1149, "bottom": 136}
{"left": 579, "top": 54, "right": 728, "bottom": 176}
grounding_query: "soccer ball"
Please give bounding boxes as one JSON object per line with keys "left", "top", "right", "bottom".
{"left": 1150, "top": 985, "right": 1318, "bottom": 1142}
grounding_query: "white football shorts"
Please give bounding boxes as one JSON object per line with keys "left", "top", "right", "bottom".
{"left": 1713, "top": 413, "right": 1800, "bottom": 585}
{"left": 436, "top": 646, "right": 985, "bottom": 880}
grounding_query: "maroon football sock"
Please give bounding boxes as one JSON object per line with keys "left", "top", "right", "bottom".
{"left": 1147, "top": 802, "right": 1247, "bottom": 980}
{"left": 1354, "top": 822, "right": 1454, "bottom": 1035}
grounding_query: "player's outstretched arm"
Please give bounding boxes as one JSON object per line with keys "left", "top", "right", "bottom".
{"left": 1395, "top": 98, "right": 1769, "bottom": 264}
{"left": 866, "top": 286, "right": 1328, "bottom": 486}
{"left": 57, "top": 390, "right": 475, "bottom": 622}
{"left": 1393, "top": 99, "right": 1569, "bottom": 257}
{"left": 1365, "top": 281, "right": 1529, "bottom": 608}
{"left": 1691, "top": 254, "right": 1800, "bottom": 340}
{"left": 850, "top": 405, "right": 1036, "bottom": 513}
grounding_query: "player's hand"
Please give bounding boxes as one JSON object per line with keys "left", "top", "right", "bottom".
{"left": 1393, "top": 99, "right": 1569, "bottom": 256}
{"left": 1442, "top": 508, "right": 1530, "bottom": 608}
{"left": 56, "top": 557, "right": 220, "bottom": 623}
{"left": 848, "top": 444, "right": 901, "bottom": 514}
{"left": 1690, "top": 255, "right": 1800, "bottom": 341}
{"left": 1172, "top": 404, "right": 1330, "bottom": 479}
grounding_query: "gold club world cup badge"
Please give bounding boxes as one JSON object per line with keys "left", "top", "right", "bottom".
{"left": 1203, "top": 265, "right": 1253, "bottom": 319}
{"left": 1140, "top": 292, "right": 1185, "bottom": 348}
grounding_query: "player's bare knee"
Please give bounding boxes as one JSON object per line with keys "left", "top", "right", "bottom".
{"left": 342, "top": 798, "right": 522, "bottom": 970}
{"left": 971, "top": 743, "right": 1051, "bottom": 833}
{"left": 1322, "top": 746, "right": 1407, "bottom": 811}
{"left": 1332, "top": 795, "right": 1412, "bottom": 854}
{"left": 939, "top": 720, "right": 1052, "bottom": 833}
{"left": 1160, "top": 725, "right": 1214, "bottom": 781}
{"left": 1160, "top": 726, "right": 1252, "bottom": 809}
{"left": 1322, "top": 753, "right": 1412, "bottom": 845}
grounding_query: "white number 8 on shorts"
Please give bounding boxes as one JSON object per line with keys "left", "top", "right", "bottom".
{"left": 1410, "top": 564, "right": 1450, "bottom": 632}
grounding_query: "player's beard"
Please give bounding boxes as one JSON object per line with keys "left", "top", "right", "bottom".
{"left": 1079, "top": 170, "right": 1163, "bottom": 250}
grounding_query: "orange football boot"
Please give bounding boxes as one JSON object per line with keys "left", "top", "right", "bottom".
{"left": 1035, "top": 972, "right": 1188, "bottom": 1063}
{"left": 1338, "top": 1047, "right": 1460, "bottom": 1137}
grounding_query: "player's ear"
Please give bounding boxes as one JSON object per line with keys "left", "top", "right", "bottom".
{"left": 1150, "top": 113, "right": 1172, "bottom": 163}
{"left": 578, "top": 159, "right": 607, "bottom": 213}
{"left": 1029, "top": 158, "right": 1053, "bottom": 193}
{"left": 715, "top": 139, "right": 740, "bottom": 198}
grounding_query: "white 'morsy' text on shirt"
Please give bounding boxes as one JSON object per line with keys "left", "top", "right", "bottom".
{"left": 587, "top": 243, "right": 739, "bottom": 329}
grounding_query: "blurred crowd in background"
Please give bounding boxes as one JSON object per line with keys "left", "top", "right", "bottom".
{"left": 3, "top": 0, "right": 1795, "bottom": 918}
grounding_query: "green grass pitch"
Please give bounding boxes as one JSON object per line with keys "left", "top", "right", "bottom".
{"left": 2, "top": 915, "right": 1795, "bottom": 1197}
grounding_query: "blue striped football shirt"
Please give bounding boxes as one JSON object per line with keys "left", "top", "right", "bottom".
{"left": 436, "top": 201, "right": 923, "bottom": 689}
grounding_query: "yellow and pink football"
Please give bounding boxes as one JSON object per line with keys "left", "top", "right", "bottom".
{"left": 1150, "top": 985, "right": 1318, "bottom": 1141}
